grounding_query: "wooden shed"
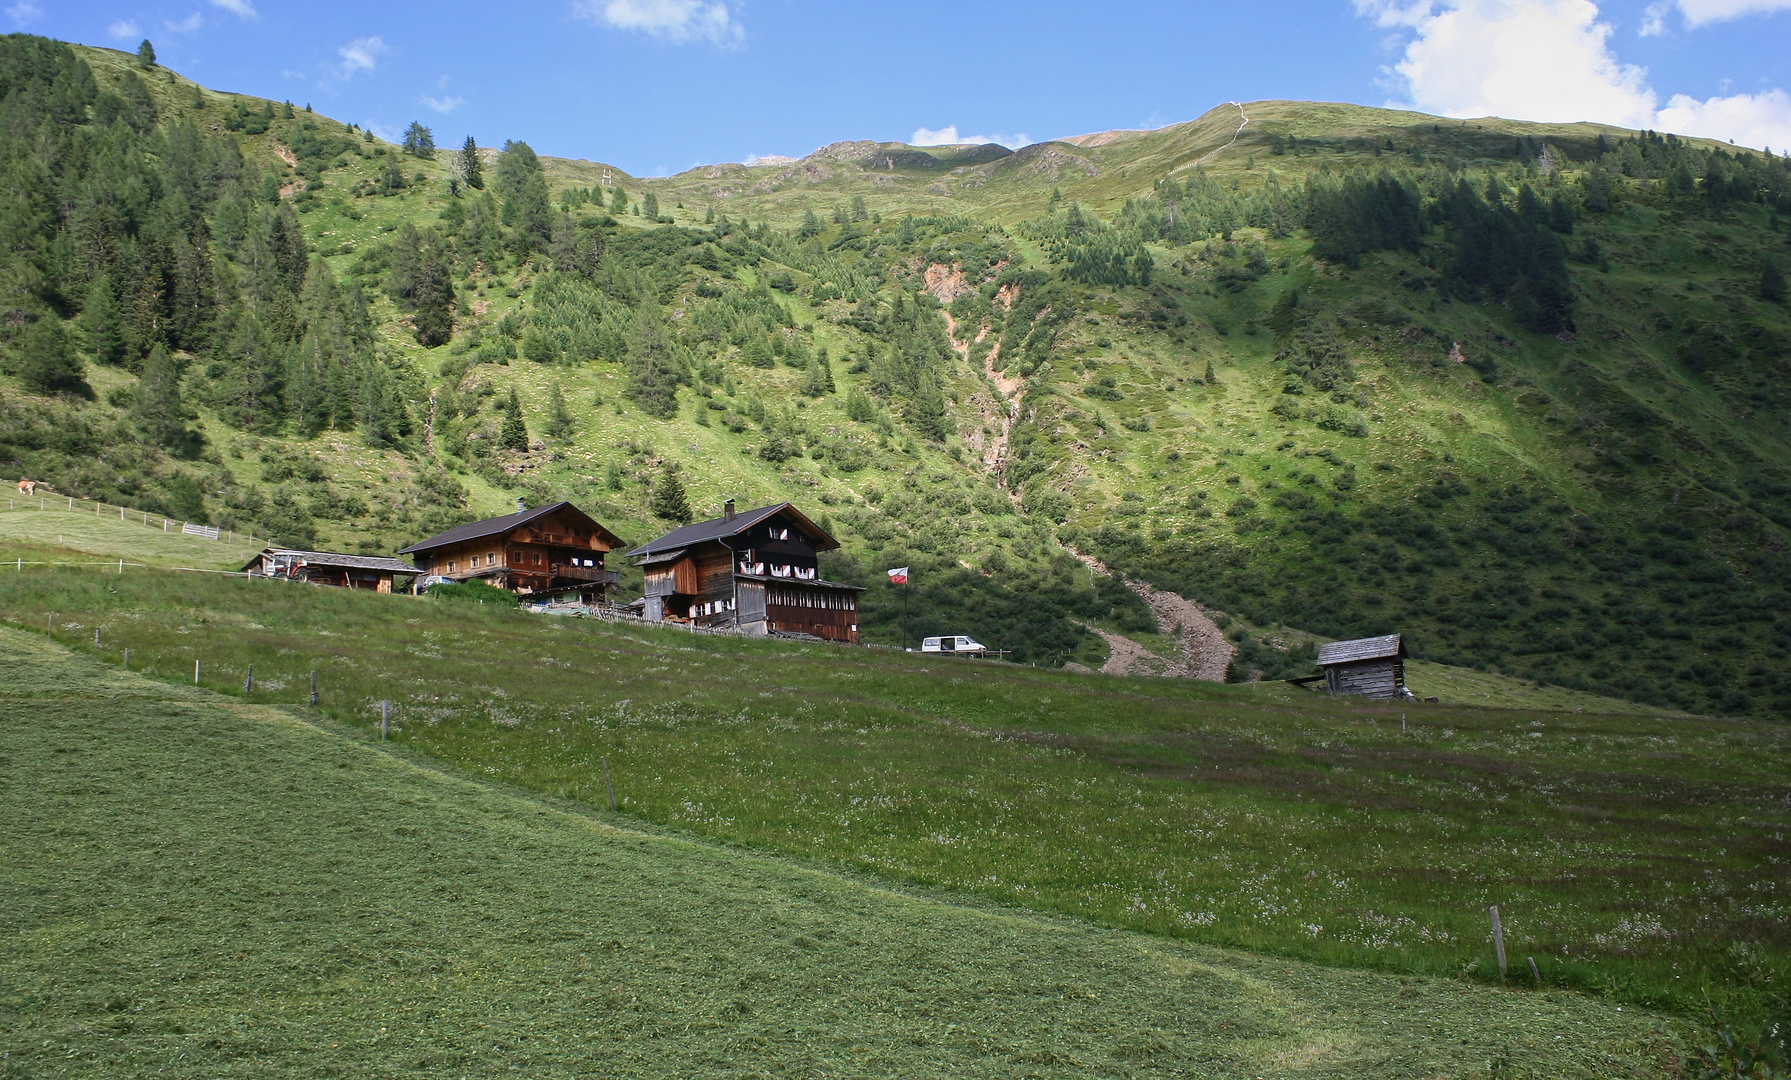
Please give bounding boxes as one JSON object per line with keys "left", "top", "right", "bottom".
{"left": 241, "top": 548, "right": 418, "bottom": 593}
{"left": 1314, "top": 634, "right": 1411, "bottom": 699}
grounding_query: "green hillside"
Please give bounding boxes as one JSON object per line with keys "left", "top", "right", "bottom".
{"left": 3, "top": 550, "right": 1786, "bottom": 1032}
{"left": 2, "top": 36, "right": 1790, "bottom": 717}
{"left": 3, "top": 625, "right": 1692, "bottom": 1078}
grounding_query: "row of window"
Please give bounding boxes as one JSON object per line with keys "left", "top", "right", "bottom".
{"left": 442, "top": 550, "right": 601, "bottom": 573}
{"left": 767, "top": 587, "right": 856, "bottom": 610}
{"left": 694, "top": 599, "right": 736, "bottom": 617}
{"left": 739, "top": 561, "right": 817, "bottom": 580}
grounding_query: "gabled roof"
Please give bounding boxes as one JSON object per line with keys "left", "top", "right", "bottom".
{"left": 241, "top": 548, "right": 418, "bottom": 574}
{"left": 1315, "top": 634, "right": 1406, "bottom": 666}
{"left": 626, "top": 501, "right": 839, "bottom": 558}
{"left": 398, "top": 501, "right": 624, "bottom": 555}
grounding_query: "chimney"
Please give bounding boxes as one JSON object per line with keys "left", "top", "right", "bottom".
{"left": 723, "top": 498, "right": 736, "bottom": 522}
{"left": 516, "top": 497, "right": 527, "bottom": 513}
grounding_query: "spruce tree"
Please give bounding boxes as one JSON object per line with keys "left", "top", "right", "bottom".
{"left": 650, "top": 463, "right": 691, "bottom": 523}
{"left": 545, "top": 382, "right": 574, "bottom": 440}
{"left": 800, "top": 352, "right": 834, "bottom": 397}
{"left": 82, "top": 275, "right": 128, "bottom": 367}
{"left": 1204, "top": 357, "right": 1216, "bottom": 385}
{"left": 136, "top": 39, "right": 156, "bottom": 69}
{"left": 625, "top": 305, "right": 681, "bottom": 418}
{"left": 1762, "top": 260, "right": 1787, "bottom": 303}
{"left": 641, "top": 191, "right": 659, "bottom": 220}
{"left": 459, "top": 137, "right": 483, "bottom": 189}
{"left": 18, "top": 318, "right": 90, "bottom": 398}
{"left": 610, "top": 186, "right": 628, "bottom": 213}
{"left": 402, "top": 122, "right": 435, "bottom": 158}
{"left": 499, "top": 387, "right": 530, "bottom": 450}
{"left": 133, "top": 344, "right": 196, "bottom": 452}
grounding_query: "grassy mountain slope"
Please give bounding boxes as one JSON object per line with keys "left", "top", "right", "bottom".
{"left": 2, "top": 625, "right": 1687, "bottom": 1078}
{"left": 5, "top": 547, "right": 1786, "bottom": 1033}
{"left": 3, "top": 37, "right": 1789, "bottom": 716}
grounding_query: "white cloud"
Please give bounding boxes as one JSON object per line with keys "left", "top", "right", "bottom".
{"left": 107, "top": 18, "right": 141, "bottom": 39}
{"left": 1358, "top": 0, "right": 1791, "bottom": 150}
{"left": 207, "top": 0, "right": 257, "bottom": 17}
{"left": 910, "top": 125, "right": 1029, "bottom": 149}
{"left": 1658, "top": 88, "right": 1791, "bottom": 151}
{"left": 5, "top": 1, "right": 40, "bottom": 26}
{"left": 1359, "top": 0, "right": 1657, "bottom": 127}
{"left": 336, "top": 36, "right": 387, "bottom": 79}
{"left": 166, "top": 11, "right": 203, "bottom": 34}
{"left": 1665, "top": 0, "right": 1791, "bottom": 26}
{"left": 575, "top": 0, "right": 742, "bottom": 45}
{"left": 421, "top": 94, "right": 466, "bottom": 114}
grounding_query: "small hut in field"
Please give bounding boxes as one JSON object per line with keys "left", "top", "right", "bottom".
{"left": 1314, "top": 634, "right": 1411, "bottom": 699}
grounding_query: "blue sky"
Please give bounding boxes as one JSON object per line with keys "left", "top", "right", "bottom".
{"left": 23, "top": 0, "right": 1791, "bottom": 174}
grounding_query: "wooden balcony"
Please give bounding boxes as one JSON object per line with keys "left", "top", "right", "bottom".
{"left": 552, "top": 564, "right": 620, "bottom": 586}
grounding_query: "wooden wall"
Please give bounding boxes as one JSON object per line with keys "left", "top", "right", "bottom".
{"left": 1324, "top": 659, "right": 1403, "bottom": 699}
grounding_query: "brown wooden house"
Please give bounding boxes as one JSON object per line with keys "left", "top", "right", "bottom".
{"left": 1314, "top": 634, "right": 1412, "bottom": 699}
{"left": 399, "top": 500, "right": 625, "bottom": 599}
{"left": 627, "top": 500, "right": 863, "bottom": 643}
{"left": 240, "top": 548, "right": 418, "bottom": 593}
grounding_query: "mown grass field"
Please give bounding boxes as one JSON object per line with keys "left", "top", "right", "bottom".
{"left": 1, "top": 626, "right": 1687, "bottom": 1078}
{"left": 3, "top": 528, "right": 1785, "bottom": 1030}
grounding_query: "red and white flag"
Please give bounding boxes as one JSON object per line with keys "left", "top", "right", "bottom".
{"left": 887, "top": 566, "right": 909, "bottom": 586}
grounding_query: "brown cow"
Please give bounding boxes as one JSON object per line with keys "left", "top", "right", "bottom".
{"left": 17, "top": 479, "right": 36, "bottom": 496}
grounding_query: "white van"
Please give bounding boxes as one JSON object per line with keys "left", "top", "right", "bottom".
{"left": 922, "top": 635, "right": 987, "bottom": 656}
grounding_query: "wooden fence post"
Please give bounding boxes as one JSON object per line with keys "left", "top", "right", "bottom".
{"left": 194, "top": 659, "right": 200, "bottom": 684}
{"left": 244, "top": 665, "right": 253, "bottom": 694}
{"left": 602, "top": 755, "right": 616, "bottom": 811}
{"left": 123, "top": 648, "right": 130, "bottom": 670}
{"left": 380, "top": 701, "right": 388, "bottom": 740}
{"left": 310, "top": 670, "right": 317, "bottom": 705}
{"left": 1490, "top": 905, "right": 1508, "bottom": 981}
{"left": 94, "top": 627, "right": 100, "bottom": 646}
{"left": 1527, "top": 956, "right": 1542, "bottom": 986}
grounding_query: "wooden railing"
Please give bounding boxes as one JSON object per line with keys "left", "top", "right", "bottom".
{"left": 553, "top": 564, "right": 619, "bottom": 585}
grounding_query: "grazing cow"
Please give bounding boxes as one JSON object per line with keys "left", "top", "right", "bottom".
{"left": 17, "top": 479, "right": 35, "bottom": 496}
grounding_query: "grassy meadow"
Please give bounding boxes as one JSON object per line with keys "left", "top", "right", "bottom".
{"left": 2, "top": 538, "right": 1785, "bottom": 1030}
{"left": 0, "top": 626, "right": 1686, "bottom": 1079}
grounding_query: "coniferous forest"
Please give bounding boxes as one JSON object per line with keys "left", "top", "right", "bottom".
{"left": 4, "top": 34, "right": 1791, "bottom": 717}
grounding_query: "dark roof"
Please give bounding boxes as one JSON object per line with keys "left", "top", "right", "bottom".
{"left": 399, "top": 501, "right": 624, "bottom": 555}
{"left": 635, "top": 548, "right": 688, "bottom": 567}
{"left": 626, "top": 501, "right": 839, "bottom": 558}
{"left": 241, "top": 548, "right": 418, "bottom": 575}
{"left": 1315, "top": 634, "right": 1406, "bottom": 666}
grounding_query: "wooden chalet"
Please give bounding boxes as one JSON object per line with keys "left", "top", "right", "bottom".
{"left": 627, "top": 499, "right": 863, "bottom": 643}
{"left": 240, "top": 547, "right": 418, "bottom": 593}
{"left": 1312, "top": 634, "right": 1412, "bottom": 699}
{"left": 398, "top": 500, "right": 625, "bottom": 599}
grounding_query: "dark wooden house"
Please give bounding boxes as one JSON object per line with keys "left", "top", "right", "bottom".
{"left": 1314, "top": 634, "right": 1411, "bottom": 699}
{"left": 627, "top": 500, "right": 863, "bottom": 643}
{"left": 399, "top": 501, "right": 625, "bottom": 599}
{"left": 240, "top": 548, "right": 418, "bottom": 593}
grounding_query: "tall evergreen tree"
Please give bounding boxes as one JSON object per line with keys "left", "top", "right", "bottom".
{"left": 459, "top": 137, "right": 483, "bottom": 189}
{"left": 650, "top": 463, "right": 691, "bottom": 523}
{"left": 625, "top": 304, "right": 681, "bottom": 418}
{"left": 81, "top": 275, "right": 129, "bottom": 367}
{"left": 136, "top": 39, "right": 156, "bottom": 69}
{"left": 498, "top": 387, "right": 530, "bottom": 450}
{"left": 545, "top": 382, "right": 574, "bottom": 440}
{"left": 133, "top": 343, "right": 197, "bottom": 453}
{"left": 402, "top": 122, "right": 436, "bottom": 158}
{"left": 1762, "top": 259, "right": 1787, "bottom": 303}
{"left": 641, "top": 191, "right": 659, "bottom": 220}
{"left": 610, "top": 186, "right": 628, "bottom": 214}
{"left": 17, "top": 318, "right": 91, "bottom": 398}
